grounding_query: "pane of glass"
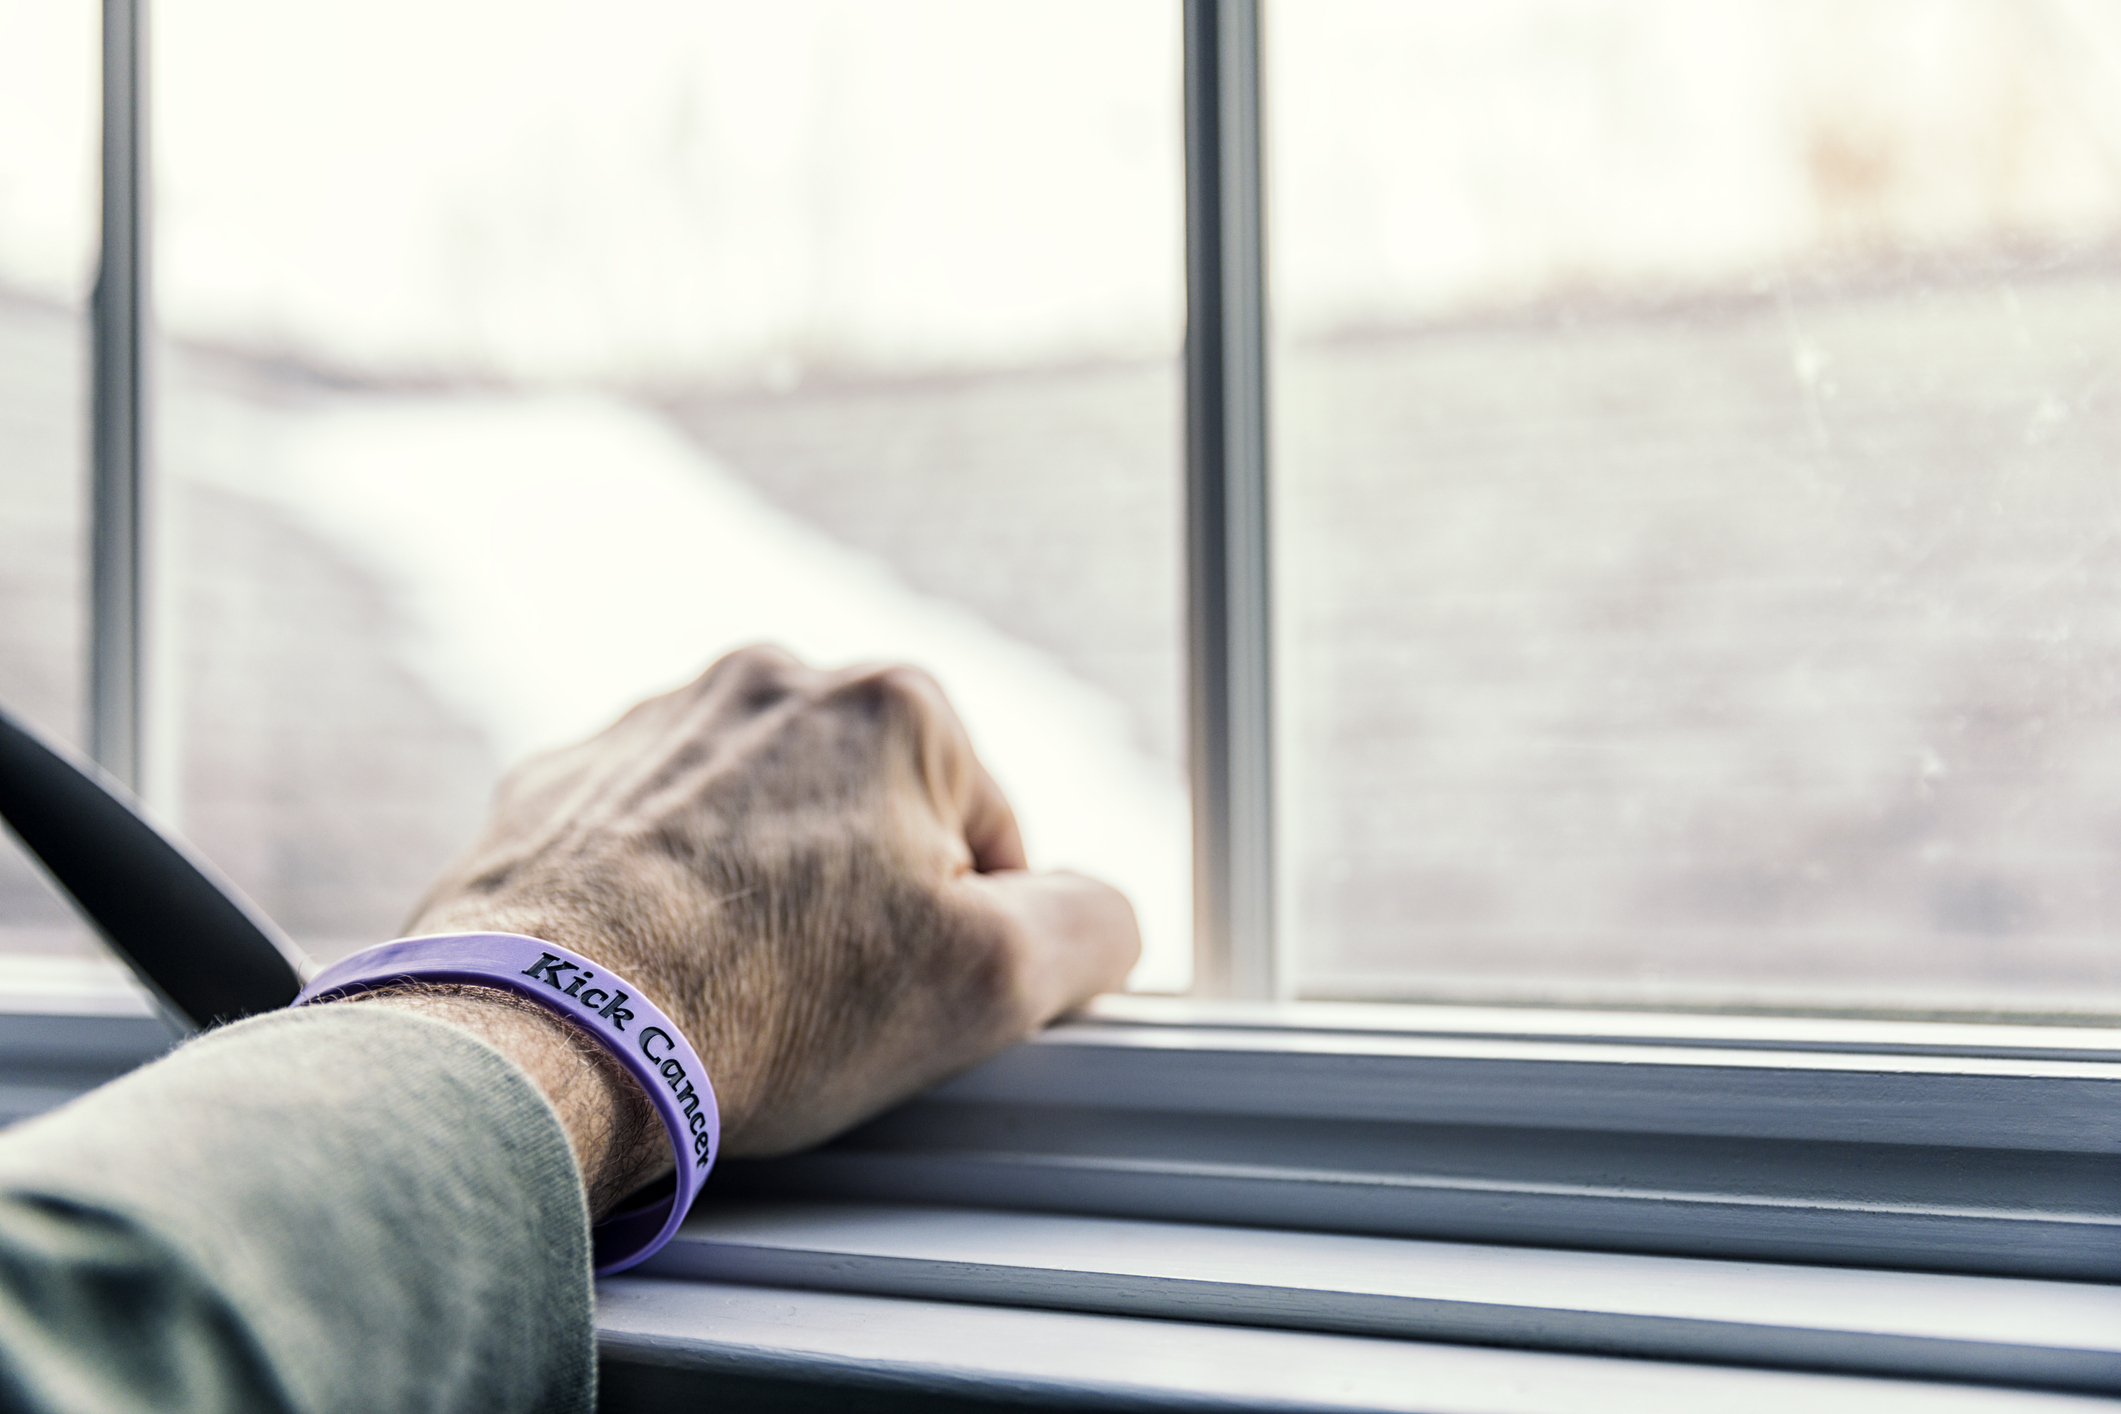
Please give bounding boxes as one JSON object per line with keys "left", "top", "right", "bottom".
{"left": 1272, "top": 0, "right": 2121, "bottom": 1015}
{"left": 158, "top": 1, "right": 1189, "bottom": 984}
{"left": 0, "top": 0, "right": 138, "bottom": 999}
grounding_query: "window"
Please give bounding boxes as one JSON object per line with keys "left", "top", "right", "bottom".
{"left": 151, "top": 0, "right": 1189, "bottom": 982}
{"left": 1, "top": 2, "right": 2115, "bottom": 1404}
{"left": 16, "top": 0, "right": 2115, "bottom": 1018}
{"left": 1273, "top": 0, "right": 2121, "bottom": 1016}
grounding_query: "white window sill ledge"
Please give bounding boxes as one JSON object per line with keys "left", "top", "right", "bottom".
{"left": 622, "top": 1198, "right": 2118, "bottom": 1397}
{"left": 597, "top": 1274, "right": 2112, "bottom": 1414}
{"left": 0, "top": 1002, "right": 2109, "bottom": 1407}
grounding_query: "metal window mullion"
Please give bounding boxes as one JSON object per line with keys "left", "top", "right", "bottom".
{"left": 1184, "top": 0, "right": 1276, "bottom": 1000}
{"left": 89, "top": 0, "right": 149, "bottom": 793}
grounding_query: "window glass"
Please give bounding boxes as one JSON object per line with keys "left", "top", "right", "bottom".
{"left": 158, "top": 0, "right": 1190, "bottom": 985}
{"left": 0, "top": 0, "right": 125, "bottom": 992}
{"left": 1271, "top": 0, "right": 2121, "bottom": 1014}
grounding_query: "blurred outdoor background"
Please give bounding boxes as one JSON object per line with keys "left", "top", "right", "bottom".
{"left": 3, "top": 0, "right": 2120, "bottom": 1013}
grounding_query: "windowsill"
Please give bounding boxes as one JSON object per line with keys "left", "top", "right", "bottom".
{"left": 606, "top": 999, "right": 2121, "bottom": 1408}
{"left": 710, "top": 1007, "right": 2119, "bottom": 1289}
{"left": 596, "top": 1277, "right": 2111, "bottom": 1413}
{"left": 1084, "top": 993, "right": 2121, "bottom": 1058}
{"left": 0, "top": 992, "right": 2110, "bottom": 1406}
{"left": 631, "top": 1197, "right": 2120, "bottom": 1393}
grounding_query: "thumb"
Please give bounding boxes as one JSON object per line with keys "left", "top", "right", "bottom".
{"left": 954, "top": 869, "right": 1141, "bottom": 1026}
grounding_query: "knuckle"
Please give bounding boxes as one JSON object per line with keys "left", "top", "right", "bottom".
{"left": 821, "top": 663, "right": 943, "bottom": 728}
{"left": 870, "top": 663, "right": 942, "bottom": 700}
{"left": 725, "top": 642, "right": 806, "bottom": 672}
{"left": 703, "top": 643, "right": 810, "bottom": 712}
{"left": 858, "top": 662, "right": 940, "bottom": 702}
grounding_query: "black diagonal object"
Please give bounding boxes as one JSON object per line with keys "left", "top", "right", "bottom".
{"left": 0, "top": 702, "right": 307, "bottom": 1030}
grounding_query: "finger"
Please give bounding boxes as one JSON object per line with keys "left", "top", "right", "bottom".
{"left": 820, "top": 663, "right": 1007, "bottom": 847}
{"left": 962, "top": 759, "right": 1027, "bottom": 873}
{"left": 876, "top": 672, "right": 1024, "bottom": 871}
{"left": 855, "top": 669, "right": 1024, "bottom": 869}
{"left": 956, "top": 869, "right": 1140, "bottom": 1026}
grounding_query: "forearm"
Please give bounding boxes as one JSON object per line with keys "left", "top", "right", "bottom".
{"left": 0, "top": 1005, "right": 596, "bottom": 1414}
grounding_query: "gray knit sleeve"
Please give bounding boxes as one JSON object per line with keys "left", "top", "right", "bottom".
{"left": 0, "top": 1006, "right": 593, "bottom": 1414}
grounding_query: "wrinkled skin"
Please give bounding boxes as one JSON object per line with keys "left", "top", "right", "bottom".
{"left": 405, "top": 644, "right": 1141, "bottom": 1162}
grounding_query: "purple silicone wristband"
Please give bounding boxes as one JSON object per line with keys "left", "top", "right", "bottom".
{"left": 292, "top": 932, "right": 719, "bottom": 1275}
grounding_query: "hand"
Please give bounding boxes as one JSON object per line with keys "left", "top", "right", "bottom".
{"left": 401, "top": 645, "right": 1141, "bottom": 1189}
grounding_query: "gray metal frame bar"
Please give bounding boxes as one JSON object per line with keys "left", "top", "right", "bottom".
{"left": 599, "top": 1275, "right": 2084, "bottom": 1414}
{"left": 1184, "top": 0, "right": 1276, "bottom": 1000}
{"left": 89, "top": 0, "right": 149, "bottom": 792}
{"left": 642, "top": 1203, "right": 2121, "bottom": 1394}
{"left": 720, "top": 1017, "right": 2121, "bottom": 1284}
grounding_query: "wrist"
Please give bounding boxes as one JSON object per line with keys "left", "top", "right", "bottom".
{"left": 347, "top": 984, "right": 672, "bottom": 1219}
{"left": 405, "top": 901, "right": 762, "bottom": 1142}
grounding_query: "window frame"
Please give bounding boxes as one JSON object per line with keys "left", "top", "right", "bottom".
{"left": 708, "top": 997, "right": 2121, "bottom": 1285}
{"left": 1185, "top": 0, "right": 1277, "bottom": 1000}
{"left": 87, "top": 0, "right": 147, "bottom": 798}
{"left": 39, "top": 7, "right": 2118, "bottom": 1399}
{"left": 82, "top": 0, "right": 2106, "bottom": 1021}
